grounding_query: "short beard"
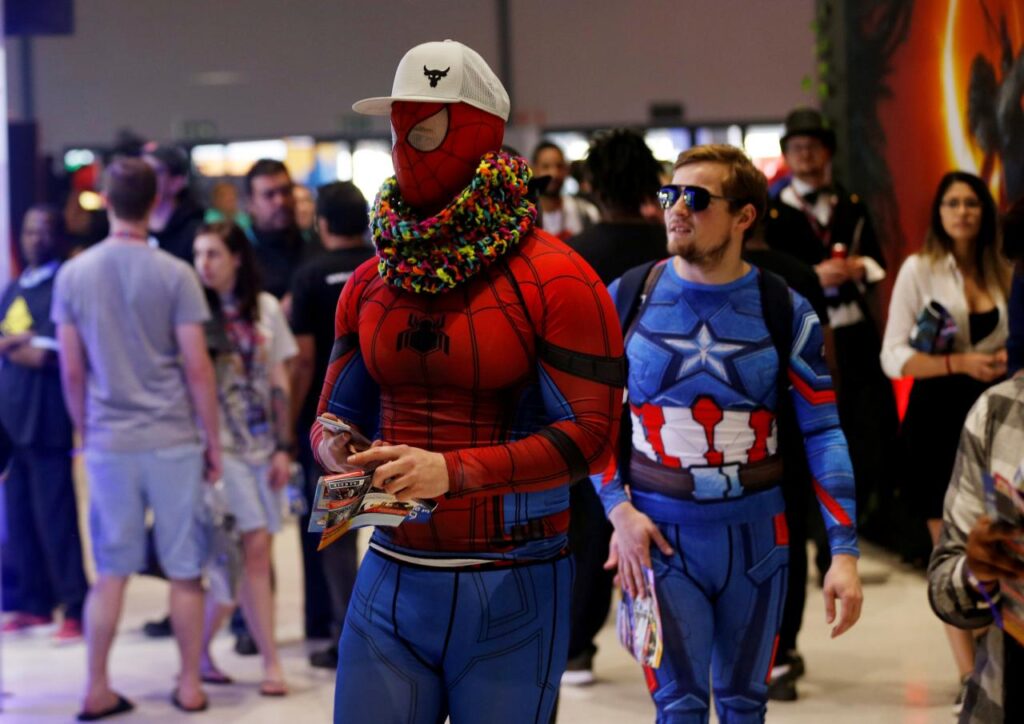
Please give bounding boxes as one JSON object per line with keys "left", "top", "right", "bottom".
{"left": 676, "top": 232, "right": 733, "bottom": 268}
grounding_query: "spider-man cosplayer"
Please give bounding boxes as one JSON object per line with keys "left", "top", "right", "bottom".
{"left": 595, "top": 147, "right": 861, "bottom": 724}
{"left": 311, "top": 40, "right": 624, "bottom": 723}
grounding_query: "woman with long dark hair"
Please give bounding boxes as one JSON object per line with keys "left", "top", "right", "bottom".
{"left": 192, "top": 221, "right": 297, "bottom": 696}
{"left": 881, "top": 171, "right": 1012, "bottom": 707}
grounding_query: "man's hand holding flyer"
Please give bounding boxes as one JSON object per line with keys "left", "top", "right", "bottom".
{"left": 982, "top": 462, "right": 1024, "bottom": 644}
{"left": 617, "top": 566, "right": 664, "bottom": 669}
{"left": 311, "top": 415, "right": 436, "bottom": 550}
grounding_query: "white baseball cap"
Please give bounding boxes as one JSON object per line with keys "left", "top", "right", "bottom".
{"left": 352, "top": 39, "right": 510, "bottom": 121}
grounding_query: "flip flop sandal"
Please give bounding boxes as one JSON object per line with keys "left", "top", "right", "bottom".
{"left": 200, "top": 669, "right": 234, "bottom": 685}
{"left": 76, "top": 694, "right": 135, "bottom": 721}
{"left": 259, "top": 680, "right": 289, "bottom": 697}
{"left": 170, "top": 691, "right": 209, "bottom": 714}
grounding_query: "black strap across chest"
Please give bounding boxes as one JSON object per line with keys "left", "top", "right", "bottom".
{"left": 614, "top": 260, "right": 794, "bottom": 482}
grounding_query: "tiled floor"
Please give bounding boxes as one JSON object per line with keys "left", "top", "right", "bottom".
{"left": 2, "top": 521, "right": 963, "bottom": 723}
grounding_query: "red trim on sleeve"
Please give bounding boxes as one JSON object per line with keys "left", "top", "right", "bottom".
{"left": 600, "top": 454, "right": 617, "bottom": 485}
{"left": 812, "top": 479, "right": 853, "bottom": 527}
{"left": 787, "top": 369, "right": 836, "bottom": 405}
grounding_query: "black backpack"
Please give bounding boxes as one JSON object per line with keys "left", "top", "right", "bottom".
{"left": 613, "top": 260, "right": 793, "bottom": 483}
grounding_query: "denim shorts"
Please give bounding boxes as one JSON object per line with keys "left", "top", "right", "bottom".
{"left": 221, "top": 454, "right": 283, "bottom": 534}
{"left": 85, "top": 443, "right": 205, "bottom": 580}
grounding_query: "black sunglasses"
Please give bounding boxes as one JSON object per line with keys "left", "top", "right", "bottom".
{"left": 657, "top": 184, "right": 737, "bottom": 211}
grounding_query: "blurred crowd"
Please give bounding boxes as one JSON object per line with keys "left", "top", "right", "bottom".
{"left": 1, "top": 103, "right": 1023, "bottom": 721}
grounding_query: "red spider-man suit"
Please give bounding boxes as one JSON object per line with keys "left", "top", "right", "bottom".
{"left": 311, "top": 97, "right": 624, "bottom": 560}
{"left": 389, "top": 100, "right": 503, "bottom": 212}
{"left": 314, "top": 233, "right": 622, "bottom": 559}
{"left": 320, "top": 40, "right": 621, "bottom": 722}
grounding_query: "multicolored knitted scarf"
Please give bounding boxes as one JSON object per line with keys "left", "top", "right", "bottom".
{"left": 371, "top": 151, "right": 537, "bottom": 294}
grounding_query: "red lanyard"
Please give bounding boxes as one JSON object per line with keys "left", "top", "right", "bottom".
{"left": 796, "top": 193, "right": 833, "bottom": 249}
{"left": 223, "top": 307, "right": 258, "bottom": 381}
{"left": 110, "top": 230, "right": 148, "bottom": 242}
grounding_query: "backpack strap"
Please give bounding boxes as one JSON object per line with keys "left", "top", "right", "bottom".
{"left": 613, "top": 260, "right": 666, "bottom": 486}
{"left": 757, "top": 267, "right": 794, "bottom": 406}
{"left": 615, "top": 260, "right": 662, "bottom": 332}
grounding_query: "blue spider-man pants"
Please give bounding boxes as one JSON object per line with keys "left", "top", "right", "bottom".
{"left": 333, "top": 549, "right": 571, "bottom": 724}
{"left": 635, "top": 487, "right": 789, "bottom": 724}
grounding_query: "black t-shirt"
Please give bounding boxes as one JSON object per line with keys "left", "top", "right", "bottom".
{"left": 763, "top": 186, "right": 885, "bottom": 325}
{"left": 744, "top": 246, "right": 829, "bottom": 322}
{"left": 0, "top": 266, "right": 72, "bottom": 448}
{"left": 152, "top": 195, "right": 205, "bottom": 265}
{"left": 565, "top": 221, "right": 667, "bottom": 286}
{"left": 252, "top": 226, "right": 320, "bottom": 300}
{"left": 289, "top": 245, "right": 376, "bottom": 426}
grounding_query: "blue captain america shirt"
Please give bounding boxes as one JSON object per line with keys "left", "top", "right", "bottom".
{"left": 594, "top": 260, "right": 859, "bottom": 557}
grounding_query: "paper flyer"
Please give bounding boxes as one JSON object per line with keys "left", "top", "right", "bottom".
{"left": 616, "top": 566, "right": 664, "bottom": 669}
{"left": 308, "top": 469, "right": 436, "bottom": 551}
{"left": 982, "top": 465, "right": 1024, "bottom": 646}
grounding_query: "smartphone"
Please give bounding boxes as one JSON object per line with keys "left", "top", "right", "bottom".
{"left": 316, "top": 415, "right": 373, "bottom": 450}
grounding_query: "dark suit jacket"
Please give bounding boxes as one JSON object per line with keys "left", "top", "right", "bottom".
{"left": 764, "top": 183, "right": 885, "bottom": 328}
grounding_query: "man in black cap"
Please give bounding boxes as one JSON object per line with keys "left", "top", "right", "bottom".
{"left": 763, "top": 107, "right": 897, "bottom": 701}
{"left": 143, "top": 144, "right": 205, "bottom": 265}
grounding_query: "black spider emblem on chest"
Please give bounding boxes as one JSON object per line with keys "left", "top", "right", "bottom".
{"left": 423, "top": 66, "right": 450, "bottom": 87}
{"left": 396, "top": 314, "right": 450, "bottom": 355}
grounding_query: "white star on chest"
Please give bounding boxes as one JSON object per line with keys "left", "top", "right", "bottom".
{"left": 664, "top": 324, "right": 744, "bottom": 382}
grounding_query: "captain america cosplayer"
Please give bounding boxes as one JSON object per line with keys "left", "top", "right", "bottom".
{"left": 598, "top": 144, "right": 863, "bottom": 724}
{"left": 311, "top": 41, "right": 624, "bottom": 723}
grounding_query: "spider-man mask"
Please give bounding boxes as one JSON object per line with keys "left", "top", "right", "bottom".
{"left": 391, "top": 100, "right": 505, "bottom": 215}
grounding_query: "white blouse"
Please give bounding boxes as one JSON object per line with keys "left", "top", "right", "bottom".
{"left": 880, "top": 252, "right": 1008, "bottom": 379}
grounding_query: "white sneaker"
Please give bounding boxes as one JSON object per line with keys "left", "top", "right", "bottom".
{"left": 562, "top": 648, "right": 597, "bottom": 686}
{"left": 953, "top": 675, "right": 969, "bottom": 717}
{"left": 561, "top": 668, "right": 596, "bottom": 687}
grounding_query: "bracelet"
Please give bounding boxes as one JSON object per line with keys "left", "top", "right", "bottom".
{"left": 274, "top": 441, "right": 297, "bottom": 457}
{"left": 945, "top": 354, "right": 953, "bottom": 375}
{"left": 965, "top": 565, "right": 1000, "bottom": 595}
{"left": 965, "top": 564, "right": 1004, "bottom": 628}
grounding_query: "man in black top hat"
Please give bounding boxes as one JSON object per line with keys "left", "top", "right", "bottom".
{"left": 763, "top": 107, "right": 897, "bottom": 700}
{"left": 767, "top": 108, "right": 887, "bottom": 307}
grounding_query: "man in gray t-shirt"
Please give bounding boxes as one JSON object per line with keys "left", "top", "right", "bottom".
{"left": 53, "top": 158, "right": 222, "bottom": 718}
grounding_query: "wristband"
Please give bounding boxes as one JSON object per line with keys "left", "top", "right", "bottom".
{"left": 274, "top": 441, "right": 297, "bottom": 457}
{"left": 965, "top": 564, "right": 1004, "bottom": 628}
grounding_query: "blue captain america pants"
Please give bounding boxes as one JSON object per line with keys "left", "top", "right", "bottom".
{"left": 333, "top": 549, "right": 572, "bottom": 724}
{"left": 635, "top": 487, "right": 789, "bottom": 724}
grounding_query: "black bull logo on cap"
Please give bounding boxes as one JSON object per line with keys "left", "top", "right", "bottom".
{"left": 423, "top": 66, "right": 450, "bottom": 87}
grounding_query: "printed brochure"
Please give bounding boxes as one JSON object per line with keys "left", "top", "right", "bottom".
{"left": 616, "top": 566, "right": 664, "bottom": 668}
{"left": 308, "top": 468, "right": 436, "bottom": 551}
{"left": 983, "top": 465, "right": 1024, "bottom": 646}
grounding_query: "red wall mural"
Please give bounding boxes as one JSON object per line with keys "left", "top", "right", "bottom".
{"left": 875, "top": 0, "right": 1023, "bottom": 263}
